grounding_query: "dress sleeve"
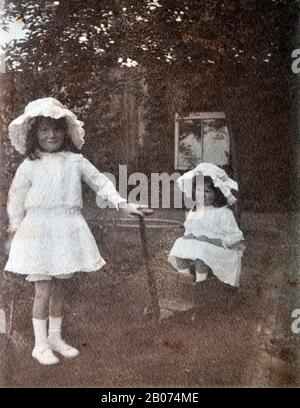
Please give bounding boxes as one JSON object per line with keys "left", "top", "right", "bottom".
{"left": 220, "top": 208, "right": 244, "bottom": 248}
{"left": 80, "top": 157, "right": 127, "bottom": 209}
{"left": 7, "top": 160, "right": 31, "bottom": 231}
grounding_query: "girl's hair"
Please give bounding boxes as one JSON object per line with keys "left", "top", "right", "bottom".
{"left": 192, "top": 175, "right": 228, "bottom": 208}
{"left": 26, "top": 116, "right": 79, "bottom": 160}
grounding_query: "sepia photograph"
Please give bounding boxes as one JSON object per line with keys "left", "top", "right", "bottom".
{"left": 0, "top": 0, "right": 299, "bottom": 394}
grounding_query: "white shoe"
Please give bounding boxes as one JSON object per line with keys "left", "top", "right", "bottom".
{"left": 48, "top": 338, "right": 79, "bottom": 358}
{"left": 194, "top": 271, "right": 208, "bottom": 283}
{"left": 32, "top": 346, "right": 59, "bottom": 365}
{"left": 178, "top": 268, "right": 192, "bottom": 276}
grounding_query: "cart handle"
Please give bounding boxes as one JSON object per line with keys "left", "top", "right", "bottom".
{"left": 137, "top": 208, "right": 154, "bottom": 217}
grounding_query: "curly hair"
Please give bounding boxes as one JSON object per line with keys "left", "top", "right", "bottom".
{"left": 25, "top": 116, "right": 79, "bottom": 160}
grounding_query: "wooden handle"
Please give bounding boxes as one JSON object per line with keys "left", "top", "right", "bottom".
{"left": 134, "top": 208, "right": 154, "bottom": 217}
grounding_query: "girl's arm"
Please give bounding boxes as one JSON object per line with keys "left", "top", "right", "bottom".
{"left": 80, "top": 157, "right": 145, "bottom": 215}
{"left": 183, "top": 233, "right": 244, "bottom": 249}
{"left": 183, "top": 208, "right": 245, "bottom": 250}
{"left": 7, "top": 160, "right": 31, "bottom": 232}
{"left": 221, "top": 208, "right": 244, "bottom": 249}
{"left": 183, "top": 234, "right": 224, "bottom": 247}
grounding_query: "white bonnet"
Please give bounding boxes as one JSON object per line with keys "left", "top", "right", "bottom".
{"left": 8, "top": 97, "right": 85, "bottom": 154}
{"left": 177, "top": 162, "right": 238, "bottom": 205}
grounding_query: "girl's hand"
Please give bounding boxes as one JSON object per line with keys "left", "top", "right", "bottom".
{"left": 119, "top": 202, "right": 148, "bottom": 217}
{"left": 199, "top": 236, "right": 223, "bottom": 246}
{"left": 228, "top": 242, "right": 246, "bottom": 251}
{"left": 183, "top": 234, "right": 209, "bottom": 241}
{"left": 184, "top": 235, "right": 224, "bottom": 247}
{"left": 183, "top": 234, "right": 196, "bottom": 240}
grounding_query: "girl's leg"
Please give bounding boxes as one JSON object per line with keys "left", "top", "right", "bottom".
{"left": 48, "top": 278, "right": 79, "bottom": 358}
{"left": 32, "top": 280, "right": 59, "bottom": 365}
{"left": 33, "top": 280, "right": 52, "bottom": 319}
{"left": 49, "top": 278, "right": 66, "bottom": 317}
{"left": 194, "top": 260, "right": 209, "bottom": 283}
{"left": 175, "top": 257, "right": 193, "bottom": 276}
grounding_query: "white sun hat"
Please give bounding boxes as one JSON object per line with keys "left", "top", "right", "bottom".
{"left": 8, "top": 97, "right": 85, "bottom": 154}
{"left": 177, "top": 162, "right": 239, "bottom": 205}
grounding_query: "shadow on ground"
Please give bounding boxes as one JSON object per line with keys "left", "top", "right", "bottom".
{"left": 0, "top": 210, "right": 299, "bottom": 387}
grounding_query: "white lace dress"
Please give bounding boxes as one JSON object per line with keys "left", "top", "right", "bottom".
{"left": 5, "top": 151, "right": 126, "bottom": 279}
{"left": 168, "top": 206, "right": 244, "bottom": 286}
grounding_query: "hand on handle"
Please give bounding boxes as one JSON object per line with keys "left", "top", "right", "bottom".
{"left": 119, "top": 203, "right": 153, "bottom": 217}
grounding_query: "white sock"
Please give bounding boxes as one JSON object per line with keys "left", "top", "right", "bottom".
{"left": 48, "top": 316, "right": 79, "bottom": 357}
{"left": 179, "top": 268, "right": 191, "bottom": 276}
{"left": 32, "top": 318, "right": 48, "bottom": 350}
{"left": 195, "top": 271, "right": 208, "bottom": 282}
{"left": 48, "top": 316, "right": 63, "bottom": 342}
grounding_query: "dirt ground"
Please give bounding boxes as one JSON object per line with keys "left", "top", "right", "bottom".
{"left": 0, "top": 209, "right": 299, "bottom": 387}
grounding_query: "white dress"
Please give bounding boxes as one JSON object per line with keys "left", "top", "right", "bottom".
{"left": 168, "top": 206, "right": 244, "bottom": 286}
{"left": 5, "top": 151, "right": 126, "bottom": 278}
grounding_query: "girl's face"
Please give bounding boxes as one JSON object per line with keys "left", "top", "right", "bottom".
{"left": 37, "top": 118, "right": 66, "bottom": 152}
{"left": 203, "top": 182, "right": 216, "bottom": 206}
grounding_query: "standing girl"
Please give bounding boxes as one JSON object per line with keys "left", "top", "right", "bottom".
{"left": 169, "top": 163, "right": 245, "bottom": 287}
{"left": 5, "top": 97, "right": 145, "bottom": 365}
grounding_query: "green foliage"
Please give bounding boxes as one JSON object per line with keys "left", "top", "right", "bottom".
{"left": 1, "top": 1, "right": 297, "bottom": 96}
{"left": 0, "top": 1, "right": 298, "bottom": 210}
